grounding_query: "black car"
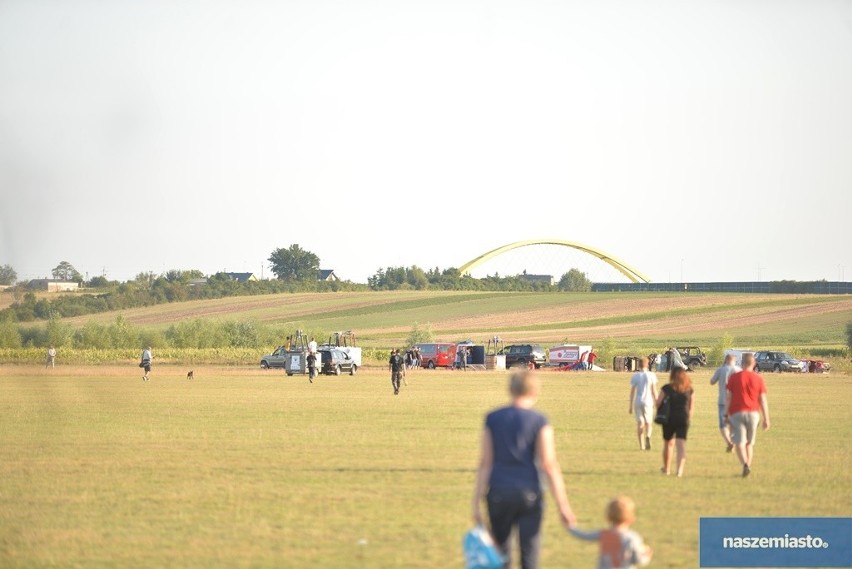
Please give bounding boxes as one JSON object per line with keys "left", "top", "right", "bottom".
{"left": 319, "top": 348, "right": 358, "bottom": 375}
{"left": 500, "top": 344, "right": 546, "bottom": 369}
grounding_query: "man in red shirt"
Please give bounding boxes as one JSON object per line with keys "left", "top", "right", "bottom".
{"left": 724, "top": 353, "right": 771, "bottom": 477}
{"left": 587, "top": 351, "right": 598, "bottom": 370}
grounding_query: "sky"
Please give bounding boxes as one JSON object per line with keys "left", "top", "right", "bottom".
{"left": 1, "top": 0, "right": 851, "bottom": 285}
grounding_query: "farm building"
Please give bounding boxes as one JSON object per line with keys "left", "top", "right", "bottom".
{"left": 28, "top": 279, "right": 80, "bottom": 292}
{"left": 519, "top": 273, "right": 553, "bottom": 286}
{"left": 223, "top": 272, "right": 257, "bottom": 283}
{"left": 318, "top": 269, "right": 339, "bottom": 282}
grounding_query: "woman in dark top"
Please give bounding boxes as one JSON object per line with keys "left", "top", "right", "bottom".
{"left": 656, "top": 367, "right": 695, "bottom": 477}
{"left": 472, "top": 370, "right": 576, "bottom": 569}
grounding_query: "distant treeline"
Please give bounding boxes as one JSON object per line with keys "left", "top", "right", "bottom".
{"left": 1, "top": 267, "right": 591, "bottom": 323}
{"left": 1, "top": 274, "right": 366, "bottom": 323}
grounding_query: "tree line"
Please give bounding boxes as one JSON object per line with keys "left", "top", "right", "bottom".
{"left": 0, "top": 245, "right": 593, "bottom": 323}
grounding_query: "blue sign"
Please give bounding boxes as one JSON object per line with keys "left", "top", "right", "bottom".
{"left": 700, "top": 517, "right": 852, "bottom": 567}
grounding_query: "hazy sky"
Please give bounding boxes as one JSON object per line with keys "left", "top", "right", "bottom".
{"left": 1, "top": 0, "right": 850, "bottom": 284}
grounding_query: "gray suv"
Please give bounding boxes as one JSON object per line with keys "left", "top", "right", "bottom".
{"left": 754, "top": 351, "right": 802, "bottom": 373}
{"left": 501, "top": 344, "right": 546, "bottom": 369}
{"left": 260, "top": 346, "right": 289, "bottom": 369}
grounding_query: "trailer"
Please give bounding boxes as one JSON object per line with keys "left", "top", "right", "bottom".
{"left": 548, "top": 344, "right": 592, "bottom": 368}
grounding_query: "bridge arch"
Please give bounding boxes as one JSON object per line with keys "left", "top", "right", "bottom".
{"left": 458, "top": 239, "right": 651, "bottom": 283}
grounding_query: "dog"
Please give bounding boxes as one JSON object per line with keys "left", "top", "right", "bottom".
{"left": 186, "top": 370, "right": 194, "bottom": 380}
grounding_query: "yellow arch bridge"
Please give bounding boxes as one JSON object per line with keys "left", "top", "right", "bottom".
{"left": 458, "top": 239, "right": 651, "bottom": 284}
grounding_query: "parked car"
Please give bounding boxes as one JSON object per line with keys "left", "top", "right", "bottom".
{"left": 260, "top": 346, "right": 289, "bottom": 369}
{"left": 500, "top": 344, "right": 546, "bottom": 369}
{"left": 319, "top": 348, "right": 357, "bottom": 375}
{"left": 413, "top": 343, "right": 457, "bottom": 369}
{"left": 754, "top": 351, "right": 802, "bottom": 373}
{"left": 675, "top": 346, "right": 707, "bottom": 369}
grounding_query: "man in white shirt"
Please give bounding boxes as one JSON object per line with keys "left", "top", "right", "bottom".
{"left": 308, "top": 337, "right": 317, "bottom": 354}
{"left": 710, "top": 354, "right": 741, "bottom": 452}
{"left": 628, "top": 357, "right": 658, "bottom": 450}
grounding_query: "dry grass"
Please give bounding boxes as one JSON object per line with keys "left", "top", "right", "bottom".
{"left": 0, "top": 365, "right": 849, "bottom": 568}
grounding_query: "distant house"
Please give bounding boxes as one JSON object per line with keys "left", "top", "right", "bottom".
{"left": 318, "top": 269, "right": 339, "bottom": 282}
{"left": 29, "top": 279, "right": 80, "bottom": 292}
{"left": 224, "top": 272, "right": 257, "bottom": 283}
{"left": 188, "top": 278, "right": 208, "bottom": 287}
{"left": 519, "top": 273, "right": 554, "bottom": 286}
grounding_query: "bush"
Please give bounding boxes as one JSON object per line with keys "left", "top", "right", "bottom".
{"left": 405, "top": 322, "right": 433, "bottom": 348}
{"left": 0, "top": 318, "right": 21, "bottom": 348}
{"left": 708, "top": 332, "right": 735, "bottom": 367}
{"left": 597, "top": 337, "right": 616, "bottom": 366}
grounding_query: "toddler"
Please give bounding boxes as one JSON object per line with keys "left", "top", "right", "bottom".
{"left": 569, "top": 496, "right": 652, "bottom": 569}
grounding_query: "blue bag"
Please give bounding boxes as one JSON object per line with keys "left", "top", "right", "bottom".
{"left": 463, "top": 525, "right": 505, "bottom": 569}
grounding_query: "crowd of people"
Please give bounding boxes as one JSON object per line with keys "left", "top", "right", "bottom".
{"left": 404, "top": 346, "right": 422, "bottom": 369}
{"left": 469, "top": 353, "right": 772, "bottom": 568}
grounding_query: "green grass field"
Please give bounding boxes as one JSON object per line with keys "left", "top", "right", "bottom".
{"left": 1, "top": 365, "right": 849, "bottom": 568}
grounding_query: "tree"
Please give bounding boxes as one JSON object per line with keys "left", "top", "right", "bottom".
{"left": 847, "top": 321, "right": 852, "bottom": 351}
{"left": 0, "top": 264, "right": 17, "bottom": 285}
{"left": 51, "top": 261, "right": 82, "bottom": 282}
{"left": 134, "top": 271, "right": 157, "bottom": 288}
{"left": 88, "top": 276, "right": 111, "bottom": 288}
{"left": 558, "top": 268, "right": 592, "bottom": 292}
{"left": 165, "top": 269, "right": 205, "bottom": 283}
{"left": 268, "top": 244, "right": 320, "bottom": 281}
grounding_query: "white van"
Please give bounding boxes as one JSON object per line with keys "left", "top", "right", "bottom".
{"left": 724, "top": 349, "right": 755, "bottom": 368}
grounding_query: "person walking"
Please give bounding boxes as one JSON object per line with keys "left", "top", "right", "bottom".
{"left": 628, "top": 357, "right": 658, "bottom": 451}
{"left": 308, "top": 336, "right": 317, "bottom": 354}
{"left": 725, "top": 353, "right": 771, "bottom": 478}
{"left": 710, "top": 354, "right": 741, "bottom": 452}
{"left": 46, "top": 346, "right": 56, "bottom": 369}
{"left": 306, "top": 351, "right": 317, "bottom": 383}
{"left": 388, "top": 349, "right": 405, "bottom": 395}
{"left": 140, "top": 346, "right": 153, "bottom": 381}
{"left": 655, "top": 367, "right": 694, "bottom": 477}
{"left": 472, "top": 369, "right": 576, "bottom": 568}
{"left": 459, "top": 346, "right": 468, "bottom": 371}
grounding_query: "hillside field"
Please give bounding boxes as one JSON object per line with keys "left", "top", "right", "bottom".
{"left": 0, "top": 366, "right": 849, "bottom": 568}
{"left": 58, "top": 290, "right": 852, "bottom": 350}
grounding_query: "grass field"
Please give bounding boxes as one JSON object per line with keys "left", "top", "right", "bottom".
{"left": 1, "top": 365, "right": 849, "bottom": 568}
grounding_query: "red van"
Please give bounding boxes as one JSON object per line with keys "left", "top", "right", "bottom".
{"left": 413, "top": 343, "right": 457, "bottom": 369}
